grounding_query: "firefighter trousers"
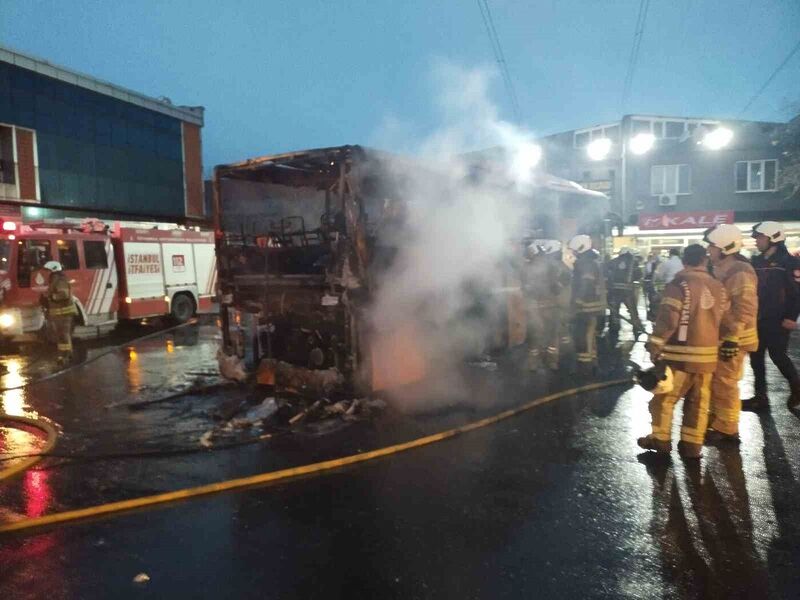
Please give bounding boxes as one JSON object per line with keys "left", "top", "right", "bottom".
{"left": 49, "top": 315, "right": 73, "bottom": 361}
{"left": 750, "top": 321, "right": 800, "bottom": 395}
{"left": 573, "top": 313, "right": 598, "bottom": 366}
{"left": 649, "top": 370, "right": 712, "bottom": 445}
{"left": 527, "top": 304, "right": 559, "bottom": 369}
{"left": 608, "top": 291, "right": 642, "bottom": 331}
{"left": 710, "top": 353, "right": 746, "bottom": 435}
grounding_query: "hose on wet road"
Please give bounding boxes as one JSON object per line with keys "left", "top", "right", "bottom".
{"left": 0, "top": 413, "right": 59, "bottom": 482}
{"left": 0, "top": 319, "right": 198, "bottom": 393}
{"left": 0, "top": 377, "right": 631, "bottom": 536}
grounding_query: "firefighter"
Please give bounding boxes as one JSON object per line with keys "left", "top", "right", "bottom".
{"left": 703, "top": 224, "right": 758, "bottom": 443}
{"left": 743, "top": 221, "right": 800, "bottom": 411}
{"left": 638, "top": 244, "right": 730, "bottom": 459}
{"left": 606, "top": 247, "right": 645, "bottom": 338}
{"left": 42, "top": 261, "right": 77, "bottom": 365}
{"left": 522, "top": 240, "right": 564, "bottom": 370}
{"left": 567, "top": 234, "right": 606, "bottom": 372}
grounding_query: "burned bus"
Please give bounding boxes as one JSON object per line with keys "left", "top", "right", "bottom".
{"left": 213, "top": 145, "right": 609, "bottom": 394}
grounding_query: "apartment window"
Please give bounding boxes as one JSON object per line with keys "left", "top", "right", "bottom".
{"left": 651, "top": 164, "right": 691, "bottom": 195}
{"left": 574, "top": 131, "right": 590, "bottom": 148}
{"left": 574, "top": 123, "right": 619, "bottom": 148}
{"left": 735, "top": 159, "right": 777, "bottom": 192}
{"left": 664, "top": 121, "right": 685, "bottom": 138}
{"left": 0, "top": 126, "right": 15, "bottom": 185}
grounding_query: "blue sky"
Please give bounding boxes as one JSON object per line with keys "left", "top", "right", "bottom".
{"left": 2, "top": 0, "right": 799, "bottom": 172}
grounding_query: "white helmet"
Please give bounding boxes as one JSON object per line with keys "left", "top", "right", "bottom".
{"left": 704, "top": 224, "right": 743, "bottom": 255}
{"left": 537, "top": 239, "right": 562, "bottom": 255}
{"left": 752, "top": 221, "right": 786, "bottom": 243}
{"left": 567, "top": 234, "right": 592, "bottom": 254}
{"left": 618, "top": 246, "right": 632, "bottom": 256}
{"left": 43, "top": 261, "right": 63, "bottom": 272}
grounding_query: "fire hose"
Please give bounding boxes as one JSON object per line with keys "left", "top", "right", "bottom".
{"left": 0, "top": 320, "right": 199, "bottom": 480}
{"left": 0, "top": 413, "right": 59, "bottom": 482}
{"left": 0, "top": 377, "right": 630, "bottom": 535}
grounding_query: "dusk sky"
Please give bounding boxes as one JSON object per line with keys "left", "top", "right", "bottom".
{"left": 2, "top": 0, "right": 799, "bottom": 172}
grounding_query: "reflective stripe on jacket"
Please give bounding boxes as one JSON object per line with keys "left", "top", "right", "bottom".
{"left": 572, "top": 250, "right": 606, "bottom": 315}
{"left": 647, "top": 266, "right": 730, "bottom": 373}
{"left": 714, "top": 254, "right": 759, "bottom": 352}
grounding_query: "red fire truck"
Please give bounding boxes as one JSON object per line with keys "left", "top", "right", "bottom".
{"left": 0, "top": 220, "right": 216, "bottom": 341}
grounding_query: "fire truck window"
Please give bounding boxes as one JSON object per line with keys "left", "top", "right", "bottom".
{"left": 17, "top": 239, "right": 52, "bottom": 288}
{"left": 84, "top": 241, "right": 108, "bottom": 269}
{"left": 57, "top": 239, "right": 80, "bottom": 270}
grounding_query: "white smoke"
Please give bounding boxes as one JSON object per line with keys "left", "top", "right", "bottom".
{"left": 367, "top": 62, "right": 548, "bottom": 411}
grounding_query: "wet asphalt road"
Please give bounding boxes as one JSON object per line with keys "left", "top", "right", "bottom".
{"left": 1, "top": 320, "right": 799, "bottom": 599}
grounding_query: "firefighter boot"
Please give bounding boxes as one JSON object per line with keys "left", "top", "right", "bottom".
{"left": 525, "top": 348, "right": 541, "bottom": 372}
{"left": 637, "top": 435, "right": 671, "bottom": 455}
{"left": 544, "top": 346, "right": 559, "bottom": 371}
{"left": 741, "top": 394, "right": 770, "bottom": 412}
{"left": 704, "top": 428, "right": 741, "bottom": 446}
{"left": 678, "top": 440, "right": 702, "bottom": 460}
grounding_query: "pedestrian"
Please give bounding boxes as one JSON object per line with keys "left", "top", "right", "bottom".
{"left": 653, "top": 248, "right": 683, "bottom": 297}
{"left": 567, "top": 234, "right": 606, "bottom": 373}
{"left": 522, "top": 240, "right": 565, "bottom": 371}
{"left": 743, "top": 221, "right": 800, "bottom": 411}
{"left": 606, "top": 247, "right": 645, "bottom": 338}
{"left": 42, "top": 261, "right": 77, "bottom": 365}
{"left": 638, "top": 244, "right": 730, "bottom": 459}
{"left": 643, "top": 249, "right": 662, "bottom": 319}
{"left": 703, "top": 224, "right": 758, "bottom": 443}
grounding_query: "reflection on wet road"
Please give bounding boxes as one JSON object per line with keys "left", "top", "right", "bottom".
{"left": 0, "top": 323, "right": 798, "bottom": 598}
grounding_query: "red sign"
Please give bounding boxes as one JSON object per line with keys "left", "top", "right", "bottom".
{"left": 638, "top": 211, "right": 734, "bottom": 230}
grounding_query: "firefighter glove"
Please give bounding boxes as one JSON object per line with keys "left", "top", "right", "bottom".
{"left": 720, "top": 340, "right": 739, "bottom": 361}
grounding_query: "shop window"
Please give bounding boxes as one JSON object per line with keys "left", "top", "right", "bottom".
{"left": 57, "top": 239, "right": 80, "bottom": 270}
{"left": 84, "top": 240, "right": 108, "bottom": 269}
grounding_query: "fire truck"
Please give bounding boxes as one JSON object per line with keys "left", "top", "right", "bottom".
{"left": 0, "top": 220, "right": 216, "bottom": 341}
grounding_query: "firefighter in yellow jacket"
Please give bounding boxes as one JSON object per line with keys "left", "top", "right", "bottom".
{"left": 42, "top": 261, "right": 78, "bottom": 365}
{"left": 638, "top": 244, "right": 730, "bottom": 459}
{"left": 567, "top": 234, "right": 606, "bottom": 372}
{"left": 704, "top": 224, "right": 758, "bottom": 443}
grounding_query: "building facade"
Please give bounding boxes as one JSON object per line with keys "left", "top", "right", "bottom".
{"left": 0, "top": 45, "right": 205, "bottom": 222}
{"left": 540, "top": 114, "right": 794, "bottom": 251}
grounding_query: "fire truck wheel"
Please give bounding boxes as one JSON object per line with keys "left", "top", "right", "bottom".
{"left": 170, "top": 294, "right": 195, "bottom": 324}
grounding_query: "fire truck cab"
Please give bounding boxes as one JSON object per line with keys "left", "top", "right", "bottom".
{"left": 0, "top": 220, "right": 216, "bottom": 340}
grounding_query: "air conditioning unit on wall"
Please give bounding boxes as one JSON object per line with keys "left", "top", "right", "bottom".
{"left": 658, "top": 194, "right": 678, "bottom": 207}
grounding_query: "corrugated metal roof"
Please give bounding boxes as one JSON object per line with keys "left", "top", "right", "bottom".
{"left": 0, "top": 44, "right": 204, "bottom": 126}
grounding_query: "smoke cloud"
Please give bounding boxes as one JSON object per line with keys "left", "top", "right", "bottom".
{"left": 366, "top": 62, "right": 548, "bottom": 412}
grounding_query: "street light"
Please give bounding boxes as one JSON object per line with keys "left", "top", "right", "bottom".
{"left": 586, "top": 138, "right": 612, "bottom": 161}
{"left": 702, "top": 127, "right": 733, "bottom": 150}
{"left": 629, "top": 133, "right": 655, "bottom": 155}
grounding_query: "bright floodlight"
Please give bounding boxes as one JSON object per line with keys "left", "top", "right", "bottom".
{"left": 703, "top": 127, "right": 733, "bottom": 150}
{"left": 510, "top": 142, "right": 543, "bottom": 183}
{"left": 586, "top": 138, "right": 612, "bottom": 161}
{"left": 629, "top": 133, "right": 655, "bottom": 155}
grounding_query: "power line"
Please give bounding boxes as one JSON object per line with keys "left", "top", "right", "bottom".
{"left": 740, "top": 38, "right": 800, "bottom": 115}
{"left": 476, "top": 0, "right": 522, "bottom": 123}
{"left": 620, "top": 0, "right": 651, "bottom": 113}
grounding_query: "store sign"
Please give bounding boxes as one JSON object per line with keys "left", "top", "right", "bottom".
{"left": 638, "top": 210, "right": 734, "bottom": 230}
{"left": 583, "top": 180, "right": 612, "bottom": 192}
